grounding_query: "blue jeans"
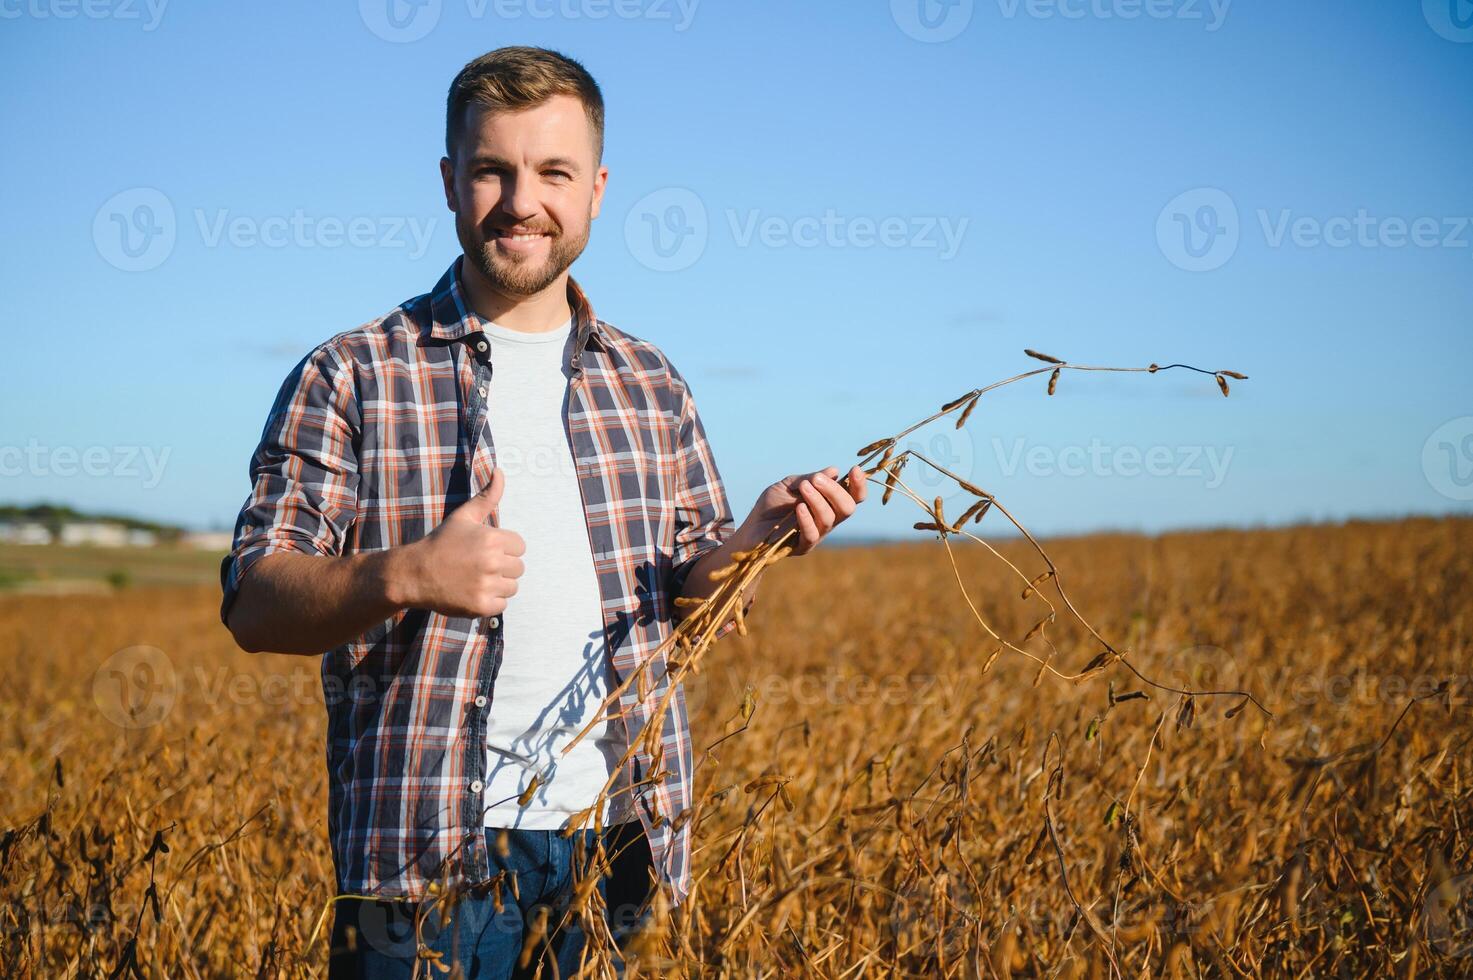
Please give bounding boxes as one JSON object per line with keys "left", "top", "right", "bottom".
{"left": 327, "top": 820, "right": 655, "bottom": 979}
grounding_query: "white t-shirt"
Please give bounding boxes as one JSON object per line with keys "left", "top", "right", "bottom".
{"left": 479, "top": 314, "right": 635, "bottom": 829}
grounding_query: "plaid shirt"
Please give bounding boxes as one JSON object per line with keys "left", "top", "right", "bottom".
{"left": 220, "top": 257, "right": 742, "bottom": 907}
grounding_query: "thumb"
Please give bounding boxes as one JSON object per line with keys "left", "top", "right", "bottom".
{"left": 456, "top": 467, "right": 504, "bottom": 525}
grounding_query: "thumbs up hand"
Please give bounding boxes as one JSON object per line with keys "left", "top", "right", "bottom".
{"left": 453, "top": 464, "right": 507, "bottom": 527}
{"left": 394, "top": 467, "right": 526, "bottom": 618}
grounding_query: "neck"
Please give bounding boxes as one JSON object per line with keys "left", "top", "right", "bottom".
{"left": 458, "top": 254, "right": 574, "bottom": 333}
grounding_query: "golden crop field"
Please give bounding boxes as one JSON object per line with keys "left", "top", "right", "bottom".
{"left": 2, "top": 516, "right": 1471, "bottom": 977}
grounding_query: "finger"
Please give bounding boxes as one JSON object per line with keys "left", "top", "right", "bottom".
{"left": 486, "top": 466, "right": 504, "bottom": 526}
{"left": 498, "top": 554, "right": 525, "bottom": 579}
{"left": 847, "top": 465, "right": 869, "bottom": 502}
{"left": 813, "top": 471, "right": 856, "bottom": 519}
{"left": 458, "top": 467, "right": 504, "bottom": 524}
{"left": 498, "top": 529, "right": 526, "bottom": 558}
{"left": 810, "top": 467, "right": 840, "bottom": 491}
{"left": 794, "top": 501, "right": 819, "bottom": 553}
{"left": 798, "top": 479, "right": 836, "bottom": 530}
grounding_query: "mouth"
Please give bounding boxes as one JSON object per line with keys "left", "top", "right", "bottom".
{"left": 489, "top": 227, "right": 555, "bottom": 254}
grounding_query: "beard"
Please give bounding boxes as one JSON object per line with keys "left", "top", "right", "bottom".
{"left": 462, "top": 216, "right": 590, "bottom": 298}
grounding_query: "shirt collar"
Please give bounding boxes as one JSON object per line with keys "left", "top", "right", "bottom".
{"left": 425, "top": 255, "right": 608, "bottom": 356}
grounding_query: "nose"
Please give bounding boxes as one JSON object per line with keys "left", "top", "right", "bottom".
{"left": 499, "top": 167, "right": 541, "bottom": 226}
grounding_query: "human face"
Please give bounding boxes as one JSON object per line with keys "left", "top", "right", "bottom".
{"left": 440, "top": 95, "right": 608, "bottom": 300}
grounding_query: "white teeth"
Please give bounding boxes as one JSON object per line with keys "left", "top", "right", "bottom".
{"left": 504, "top": 233, "right": 544, "bottom": 241}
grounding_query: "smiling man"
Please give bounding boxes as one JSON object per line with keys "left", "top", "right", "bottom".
{"left": 219, "top": 46, "right": 866, "bottom": 979}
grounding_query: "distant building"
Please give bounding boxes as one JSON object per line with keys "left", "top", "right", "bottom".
{"left": 0, "top": 521, "right": 52, "bottom": 545}
{"left": 181, "top": 530, "right": 233, "bottom": 551}
{"left": 59, "top": 522, "right": 131, "bottom": 548}
{"left": 1, "top": 511, "right": 190, "bottom": 548}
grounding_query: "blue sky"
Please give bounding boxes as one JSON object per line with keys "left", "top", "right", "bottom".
{"left": 2, "top": 0, "right": 1471, "bottom": 539}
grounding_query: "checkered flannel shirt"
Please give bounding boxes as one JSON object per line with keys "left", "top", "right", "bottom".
{"left": 220, "top": 256, "right": 746, "bottom": 906}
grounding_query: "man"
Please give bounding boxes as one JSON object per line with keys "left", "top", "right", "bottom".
{"left": 220, "top": 46, "right": 867, "bottom": 978}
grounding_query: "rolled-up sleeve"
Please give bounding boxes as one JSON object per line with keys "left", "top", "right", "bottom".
{"left": 219, "top": 342, "right": 361, "bottom": 627}
{"left": 665, "top": 367, "right": 751, "bottom": 640}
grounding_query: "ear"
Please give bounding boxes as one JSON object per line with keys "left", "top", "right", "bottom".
{"left": 589, "top": 163, "right": 609, "bottom": 221}
{"left": 439, "top": 156, "right": 458, "bottom": 212}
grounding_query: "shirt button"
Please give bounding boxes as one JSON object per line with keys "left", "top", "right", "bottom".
{"left": 470, "top": 780, "right": 483, "bottom": 793}
{"left": 478, "top": 385, "right": 488, "bottom": 398}
{"left": 474, "top": 695, "right": 487, "bottom": 708}
{"left": 487, "top": 616, "right": 500, "bottom": 629}
{"left": 476, "top": 340, "right": 488, "bottom": 352}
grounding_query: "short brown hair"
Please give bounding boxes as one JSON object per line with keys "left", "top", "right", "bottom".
{"left": 445, "top": 46, "right": 605, "bottom": 163}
